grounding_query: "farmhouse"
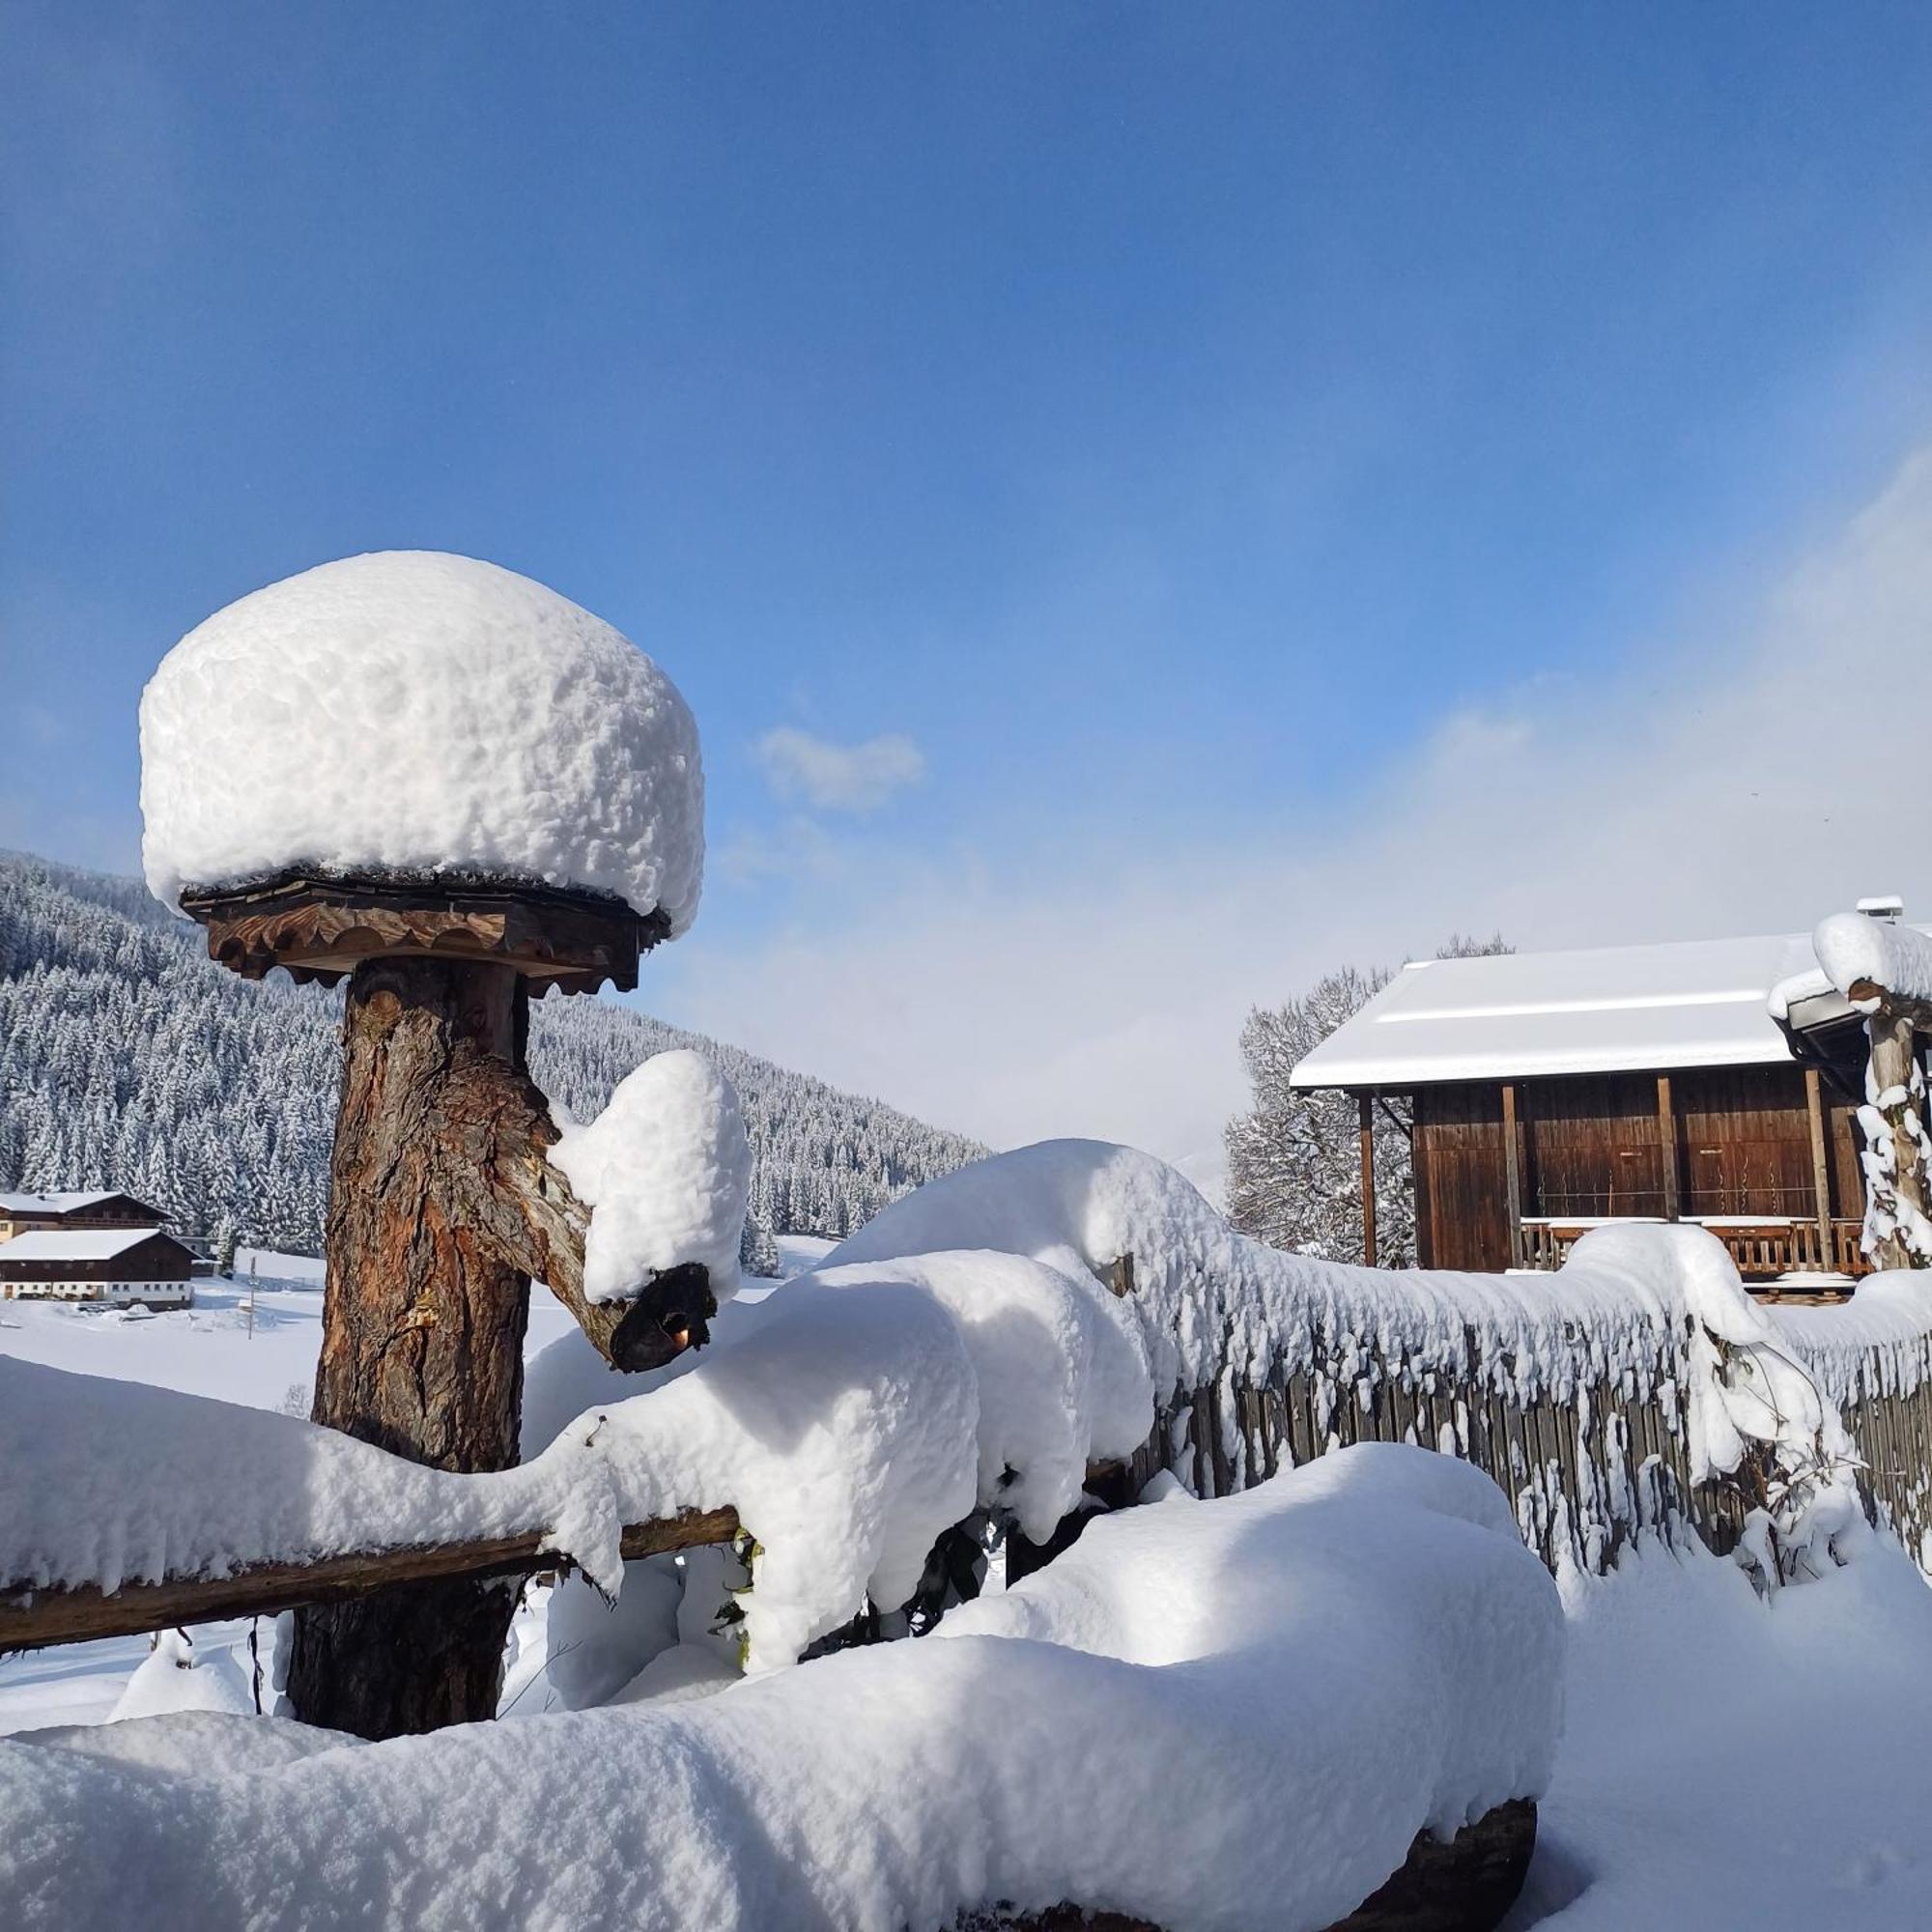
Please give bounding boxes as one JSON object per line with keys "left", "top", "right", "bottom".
{"left": 0, "top": 1230, "right": 196, "bottom": 1308}
{"left": 1289, "top": 918, "right": 1918, "bottom": 1281}
{"left": 0, "top": 1191, "right": 168, "bottom": 1243}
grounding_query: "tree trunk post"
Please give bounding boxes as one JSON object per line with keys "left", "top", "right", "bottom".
{"left": 177, "top": 870, "right": 694, "bottom": 1736}
{"left": 285, "top": 956, "right": 534, "bottom": 1736}
{"left": 1861, "top": 1006, "right": 1932, "bottom": 1273}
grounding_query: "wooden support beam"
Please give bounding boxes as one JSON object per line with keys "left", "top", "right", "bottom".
{"left": 1656, "top": 1074, "right": 1679, "bottom": 1223}
{"left": 1358, "top": 1094, "right": 1378, "bottom": 1265}
{"left": 1500, "top": 1083, "right": 1523, "bottom": 1269}
{"left": 0, "top": 1508, "right": 741, "bottom": 1656}
{"left": 1804, "top": 1065, "right": 1833, "bottom": 1267}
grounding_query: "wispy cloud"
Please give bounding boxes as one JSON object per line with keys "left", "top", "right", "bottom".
{"left": 668, "top": 446, "right": 1932, "bottom": 1171}
{"left": 755, "top": 726, "right": 926, "bottom": 813}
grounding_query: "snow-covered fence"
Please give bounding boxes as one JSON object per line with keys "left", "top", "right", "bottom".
{"left": 6, "top": 1142, "right": 1925, "bottom": 1665}
{"left": 835, "top": 1144, "right": 1879, "bottom": 1585}
{"left": 1773, "top": 1272, "right": 1932, "bottom": 1568}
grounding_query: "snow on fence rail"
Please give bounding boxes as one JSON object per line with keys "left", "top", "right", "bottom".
{"left": 1, "top": 1141, "right": 1918, "bottom": 1660}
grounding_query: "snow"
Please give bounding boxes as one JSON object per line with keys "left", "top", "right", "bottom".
{"left": 0, "top": 1192, "right": 133, "bottom": 1215}
{"left": 550, "top": 1049, "right": 751, "bottom": 1306}
{"left": 106, "top": 1629, "right": 256, "bottom": 1722}
{"left": 138, "top": 551, "right": 704, "bottom": 932}
{"left": 1812, "top": 909, "right": 1932, "bottom": 1009}
{"left": 0, "top": 1446, "right": 1562, "bottom": 1932}
{"left": 1290, "top": 930, "right": 1829, "bottom": 1089}
{"left": 1513, "top": 1528, "right": 1932, "bottom": 1929}
{"left": 0, "top": 1228, "right": 178, "bottom": 1263}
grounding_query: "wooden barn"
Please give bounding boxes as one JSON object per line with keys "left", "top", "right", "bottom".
{"left": 0, "top": 1191, "right": 167, "bottom": 1243}
{"left": 0, "top": 1229, "right": 196, "bottom": 1307}
{"left": 1289, "top": 922, "right": 1915, "bottom": 1282}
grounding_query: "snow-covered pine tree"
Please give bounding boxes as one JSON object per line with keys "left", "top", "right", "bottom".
{"left": 1225, "top": 932, "right": 1511, "bottom": 1266}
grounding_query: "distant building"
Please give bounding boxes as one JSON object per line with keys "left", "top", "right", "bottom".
{"left": 0, "top": 1192, "right": 168, "bottom": 1243}
{"left": 1289, "top": 923, "right": 1901, "bottom": 1282}
{"left": 0, "top": 1228, "right": 197, "bottom": 1307}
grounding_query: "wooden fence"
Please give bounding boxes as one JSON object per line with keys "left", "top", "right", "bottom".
{"left": 10, "top": 1256, "right": 1932, "bottom": 1659}
{"left": 1111, "top": 1333, "right": 1741, "bottom": 1578}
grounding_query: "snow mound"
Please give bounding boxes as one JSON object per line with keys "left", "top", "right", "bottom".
{"left": 106, "top": 1630, "right": 256, "bottom": 1723}
{"left": 551, "top": 1049, "right": 751, "bottom": 1305}
{"left": 0, "top": 1446, "right": 1561, "bottom": 1932}
{"left": 139, "top": 551, "right": 704, "bottom": 930}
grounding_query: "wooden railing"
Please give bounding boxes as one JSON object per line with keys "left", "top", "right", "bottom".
{"left": 1519, "top": 1216, "right": 1868, "bottom": 1280}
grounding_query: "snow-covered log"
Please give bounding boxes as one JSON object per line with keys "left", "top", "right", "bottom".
{"left": 0, "top": 1448, "right": 1560, "bottom": 1932}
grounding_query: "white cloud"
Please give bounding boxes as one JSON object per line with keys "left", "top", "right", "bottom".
{"left": 669, "top": 448, "right": 1932, "bottom": 1170}
{"left": 755, "top": 726, "right": 926, "bottom": 812}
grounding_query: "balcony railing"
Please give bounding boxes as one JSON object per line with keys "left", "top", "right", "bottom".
{"left": 1517, "top": 1215, "right": 1868, "bottom": 1280}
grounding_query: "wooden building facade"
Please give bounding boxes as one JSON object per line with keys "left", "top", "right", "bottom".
{"left": 0, "top": 1191, "right": 168, "bottom": 1243}
{"left": 1291, "top": 926, "right": 1898, "bottom": 1282}
{"left": 0, "top": 1230, "right": 195, "bottom": 1307}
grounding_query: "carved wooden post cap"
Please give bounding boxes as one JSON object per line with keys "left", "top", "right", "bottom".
{"left": 178, "top": 868, "right": 669, "bottom": 994}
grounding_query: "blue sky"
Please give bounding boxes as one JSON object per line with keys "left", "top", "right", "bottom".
{"left": 8, "top": 3, "right": 1932, "bottom": 1159}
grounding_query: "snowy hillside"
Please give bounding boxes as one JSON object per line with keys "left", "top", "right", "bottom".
{"left": 0, "top": 851, "right": 985, "bottom": 1252}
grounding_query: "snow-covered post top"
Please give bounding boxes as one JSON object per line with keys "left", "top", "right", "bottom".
{"left": 136, "top": 552, "right": 716, "bottom": 1734}
{"left": 1811, "top": 912, "right": 1932, "bottom": 1272}
{"left": 141, "top": 549, "right": 703, "bottom": 959}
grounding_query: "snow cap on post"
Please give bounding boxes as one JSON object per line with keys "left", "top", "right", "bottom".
{"left": 139, "top": 552, "right": 703, "bottom": 989}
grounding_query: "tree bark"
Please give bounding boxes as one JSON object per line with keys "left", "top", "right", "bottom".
{"left": 288, "top": 957, "right": 538, "bottom": 1737}
{"left": 285, "top": 956, "right": 711, "bottom": 1735}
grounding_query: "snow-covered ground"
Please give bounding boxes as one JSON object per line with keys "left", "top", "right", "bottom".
{"left": 8, "top": 1211, "right": 1932, "bottom": 1923}
{"left": 1510, "top": 1532, "right": 1932, "bottom": 1928}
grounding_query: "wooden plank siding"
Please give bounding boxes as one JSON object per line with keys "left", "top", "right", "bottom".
{"left": 1414, "top": 1064, "right": 1874, "bottom": 1274}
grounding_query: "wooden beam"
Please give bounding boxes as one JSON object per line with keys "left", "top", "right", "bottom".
{"left": 1358, "top": 1094, "right": 1378, "bottom": 1265}
{"left": 1501, "top": 1082, "right": 1523, "bottom": 1269}
{"left": 1804, "top": 1065, "right": 1833, "bottom": 1267}
{"left": 1656, "top": 1074, "right": 1680, "bottom": 1223}
{"left": 0, "top": 1508, "right": 741, "bottom": 1655}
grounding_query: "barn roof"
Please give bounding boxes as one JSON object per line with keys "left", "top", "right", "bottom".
{"left": 1286, "top": 926, "right": 1929, "bottom": 1092}
{"left": 0, "top": 1229, "right": 184, "bottom": 1264}
{"left": 0, "top": 1191, "right": 160, "bottom": 1219}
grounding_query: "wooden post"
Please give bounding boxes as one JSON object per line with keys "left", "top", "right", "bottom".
{"left": 1358, "top": 1094, "right": 1378, "bottom": 1266}
{"left": 1864, "top": 1007, "right": 1931, "bottom": 1272}
{"left": 1804, "top": 1065, "right": 1833, "bottom": 1268}
{"left": 1656, "top": 1075, "right": 1679, "bottom": 1223}
{"left": 285, "top": 956, "right": 535, "bottom": 1737}
{"left": 1501, "top": 1082, "right": 1523, "bottom": 1269}
{"left": 178, "top": 870, "right": 702, "bottom": 1739}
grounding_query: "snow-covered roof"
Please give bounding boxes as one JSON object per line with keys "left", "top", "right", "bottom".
{"left": 0, "top": 1192, "right": 129, "bottom": 1217}
{"left": 1287, "top": 929, "right": 1906, "bottom": 1091}
{"left": 0, "top": 1229, "right": 178, "bottom": 1264}
{"left": 139, "top": 551, "right": 705, "bottom": 933}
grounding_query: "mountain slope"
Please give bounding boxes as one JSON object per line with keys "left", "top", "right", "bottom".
{"left": 0, "top": 851, "right": 986, "bottom": 1253}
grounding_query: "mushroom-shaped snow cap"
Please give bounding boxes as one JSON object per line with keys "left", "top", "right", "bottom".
{"left": 140, "top": 551, "right": 704, "bottom": 933}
